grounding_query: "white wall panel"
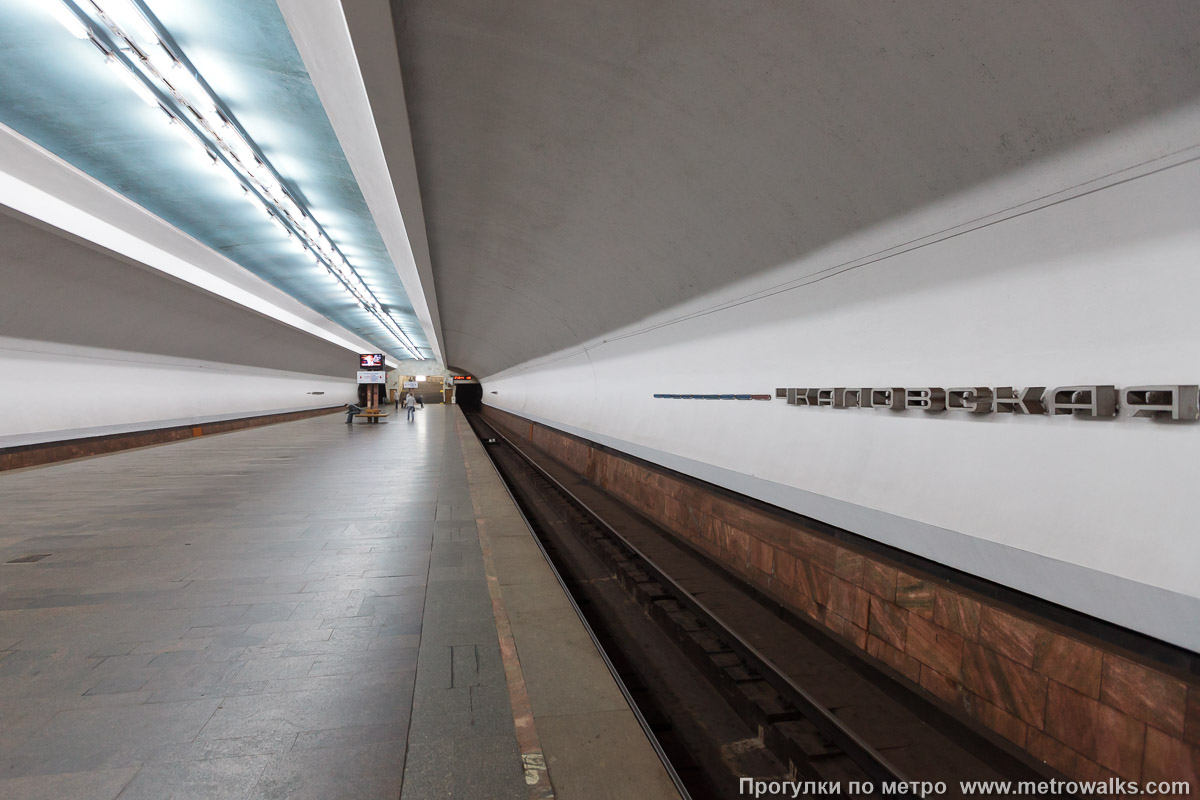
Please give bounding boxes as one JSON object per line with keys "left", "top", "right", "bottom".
{"left": 0, "top": 338, "right": 355, "bottom": 446}
{"left": 484, "top": 137, "right": 1200, "bottom": 650}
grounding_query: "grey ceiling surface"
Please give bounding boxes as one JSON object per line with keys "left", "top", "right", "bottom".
{"left": 390, "top": 0, "right": 1200, "bottom": 378}
{"left": 0, "top": 0, "right": 430, "bottom": 359}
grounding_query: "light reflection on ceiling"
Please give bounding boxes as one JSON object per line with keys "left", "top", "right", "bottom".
{"left": 0, "top": 0, "right": 430, "bottom": 360}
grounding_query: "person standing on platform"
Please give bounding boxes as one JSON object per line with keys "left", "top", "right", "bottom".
{"left": 405, "top": 391, "right": 416, "bottom": 422}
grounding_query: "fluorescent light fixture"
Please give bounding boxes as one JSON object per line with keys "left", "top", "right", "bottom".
{"left": 224, "top": 134, "right": 256, "bottom": 166}
{"left": 146, "top": 42, "right": 178, "bottom": 74}
{"left": 50, "top": 2, "right": 89, "bottom": 38}
{"left": 106, "top": 56, "right": 158, "bottom": 106}
{"left": 277, "top": 195, "right": 299, "bottom": 218}
{"left": 165, "top": 66, "right": 208, "bottom": 108}
{"left": 167, "top": 119, "right": 217, "bottom": 166}
{"left": 217, "top": 162, "right": 245, "bottom": 192}
{"left": 104, "top": 0, "right": 158, "bottom": 47}
{"left": 50, "top": 0, "right": 427, "bottom": 361}
{"left": 416, "top": 376, "right": 426, "bottom": 381}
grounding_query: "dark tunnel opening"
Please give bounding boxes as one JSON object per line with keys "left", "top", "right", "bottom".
{"left": 456, "top": 383, "right": 483, "bottom": 412}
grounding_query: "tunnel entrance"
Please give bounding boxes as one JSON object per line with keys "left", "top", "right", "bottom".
{"left": 457, "top": 383, "right": 483, "bottom": 412}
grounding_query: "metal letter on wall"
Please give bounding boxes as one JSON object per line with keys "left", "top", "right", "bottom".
{"left": 905, "top": 387, "right": 946, "bottom": 412}
{"left": 994, "top": 386, "right": 1047, "bottom": 415}
{"left": 947, "top": 387, "right": 994, "bottom": 413}
{"left": 835, "top": 388, "right": 862, "bottom": 408}
{"left": 1123, "top": 385, "right": 1200, "bottom": 420}
{"left": 683, "top": 382, "right": 1198, "bottom": 423}
{"left": 1047, "top": 386, "right": 1118, "bottom": 418}
{"left": 778, "top": 388, "right": 817, "bottom": 406}
{"left": 869, "top": 388, "right": 906, "bottom": 410}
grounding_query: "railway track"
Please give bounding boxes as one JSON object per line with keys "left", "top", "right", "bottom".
{"left": 467, "top": 414, "right": 1062, "bottom": 799}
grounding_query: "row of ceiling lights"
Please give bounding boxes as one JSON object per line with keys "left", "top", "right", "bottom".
{"left": 50, "top": 0, "right": 424, "bottom": 361}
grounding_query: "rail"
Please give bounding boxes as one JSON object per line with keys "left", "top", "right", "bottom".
{"left": 475, "top": 416, "right": 909, "bottom": 787}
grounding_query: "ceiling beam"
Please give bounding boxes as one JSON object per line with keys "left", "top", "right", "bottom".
{"left": 277, "top": 0, "right": 445, "bottom": 363}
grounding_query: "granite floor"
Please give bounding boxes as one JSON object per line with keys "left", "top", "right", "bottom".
{"left": 0, "top": 406, "right": 526, "bottom": 799}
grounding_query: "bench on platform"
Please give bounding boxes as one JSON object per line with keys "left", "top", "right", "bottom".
{"left": 354, "top": 409, "right": 389, "bottom": 423}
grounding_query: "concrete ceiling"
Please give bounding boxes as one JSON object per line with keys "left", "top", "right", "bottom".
{"left": 0, "top": 0, "right": 432, "bottom": 360}
{"left": 4, "top": 1, "right": 1199, "bottom": 380}
{"left": 383, "top": 0, "right": 1200, "bottom": 378}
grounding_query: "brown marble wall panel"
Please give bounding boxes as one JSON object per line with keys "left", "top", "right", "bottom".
{"left": 1026, "top": 728, "right": 1118, "bottom": 783}
{"left": 480, "top": 406, "right": 1200, "bottom": 786}
{"left": 896, "top": 571, "right": 936, "bottom": 619}
{"left": 784, "top": 583, "right": 821, "bottom": 622}
{"left": 1143, "top": 727, "right": 1199, "bottom": 791}
{"left": 750, "top": 538, "right": 775, "bottom": 574}
{"left": 0, "top": 406, "right": 341, "bottom": 471}
{"left": 1045, "top": 681, "right": 1145, "bottom": 779}
{"left": 1187, "top": 689, "right": 1200, "bottom": 748}
{"left": 794, "top": 562, "right": 832, "bottom": 607}
{"left": 933, "top": 587, "right": 981, "bottom": 640}
{"left": 979, "top": 606, "right": 1048, "bottom": 669}
{"left": 1033, "top": 634, "right": 1103, "bottom": 699}
{"left": 966, "top": 693, "right": 1029, "bottom": 748}
{"left": 906, "top": 614, "right": 965, "bottom": 680}
{"left": 921, "top": 663, "right": 964, "bottom": 706}
{"left": 772, "top": 549, "right": 796, "bottom": 590}
{"left": 868, "top": 634, "right": 922, "bottom": 682}
{"left": 833, "top": 549, "right": 865, "bottom": 584}
{"left": 962, "top": 642, "right": 1049, "bottom": 728}
{"left": 828, "top": 577, "right": 870, "bottom": 630}
{"left": 824, "top": 608, "right": 868, "bottom": 650}
{"left": 868, "top": 597, "right": 908, "bottom": 650}
{"left": 1100, "top": 655, "right": 1188, "bottom": 738}
{"left": 863, "top": 560, "right": 898, "bottom": 602}
{"left": 790, "top": 529, "right": 837, "bottom": 574}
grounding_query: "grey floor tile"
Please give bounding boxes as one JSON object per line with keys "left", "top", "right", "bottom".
{"left": 291, "top": 722, "right": 408, "bottom": 752}
{"left": 254, "top": 742, "right": 405, "bottom": 800}
{"left": 115, "top": 755, "right": 272, "bottom": 800}
{"left": 0, "top": 408, "right": 576, "bottom": 799}
{"left": 0, "top": 699, "right": 220, "bottom": 777}
{"left": 0, "top": 766, "right": 140, "bottom": 800}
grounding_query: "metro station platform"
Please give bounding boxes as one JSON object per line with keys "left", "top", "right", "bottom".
{"left": 0, "top": 406, "right": 680, "bottom": 799}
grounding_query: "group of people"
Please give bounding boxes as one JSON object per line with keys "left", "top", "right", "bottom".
{"left": 346, "top": 391, "right": 423, "bottom": 423}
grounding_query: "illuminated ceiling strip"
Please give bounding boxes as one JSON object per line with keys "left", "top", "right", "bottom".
{"left": 51, "top": 0, "right": 425, "bottom": 360}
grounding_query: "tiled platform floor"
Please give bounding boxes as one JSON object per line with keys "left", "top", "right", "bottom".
{"left": 0, "top": 406, "right": 535, "bottom": 798}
